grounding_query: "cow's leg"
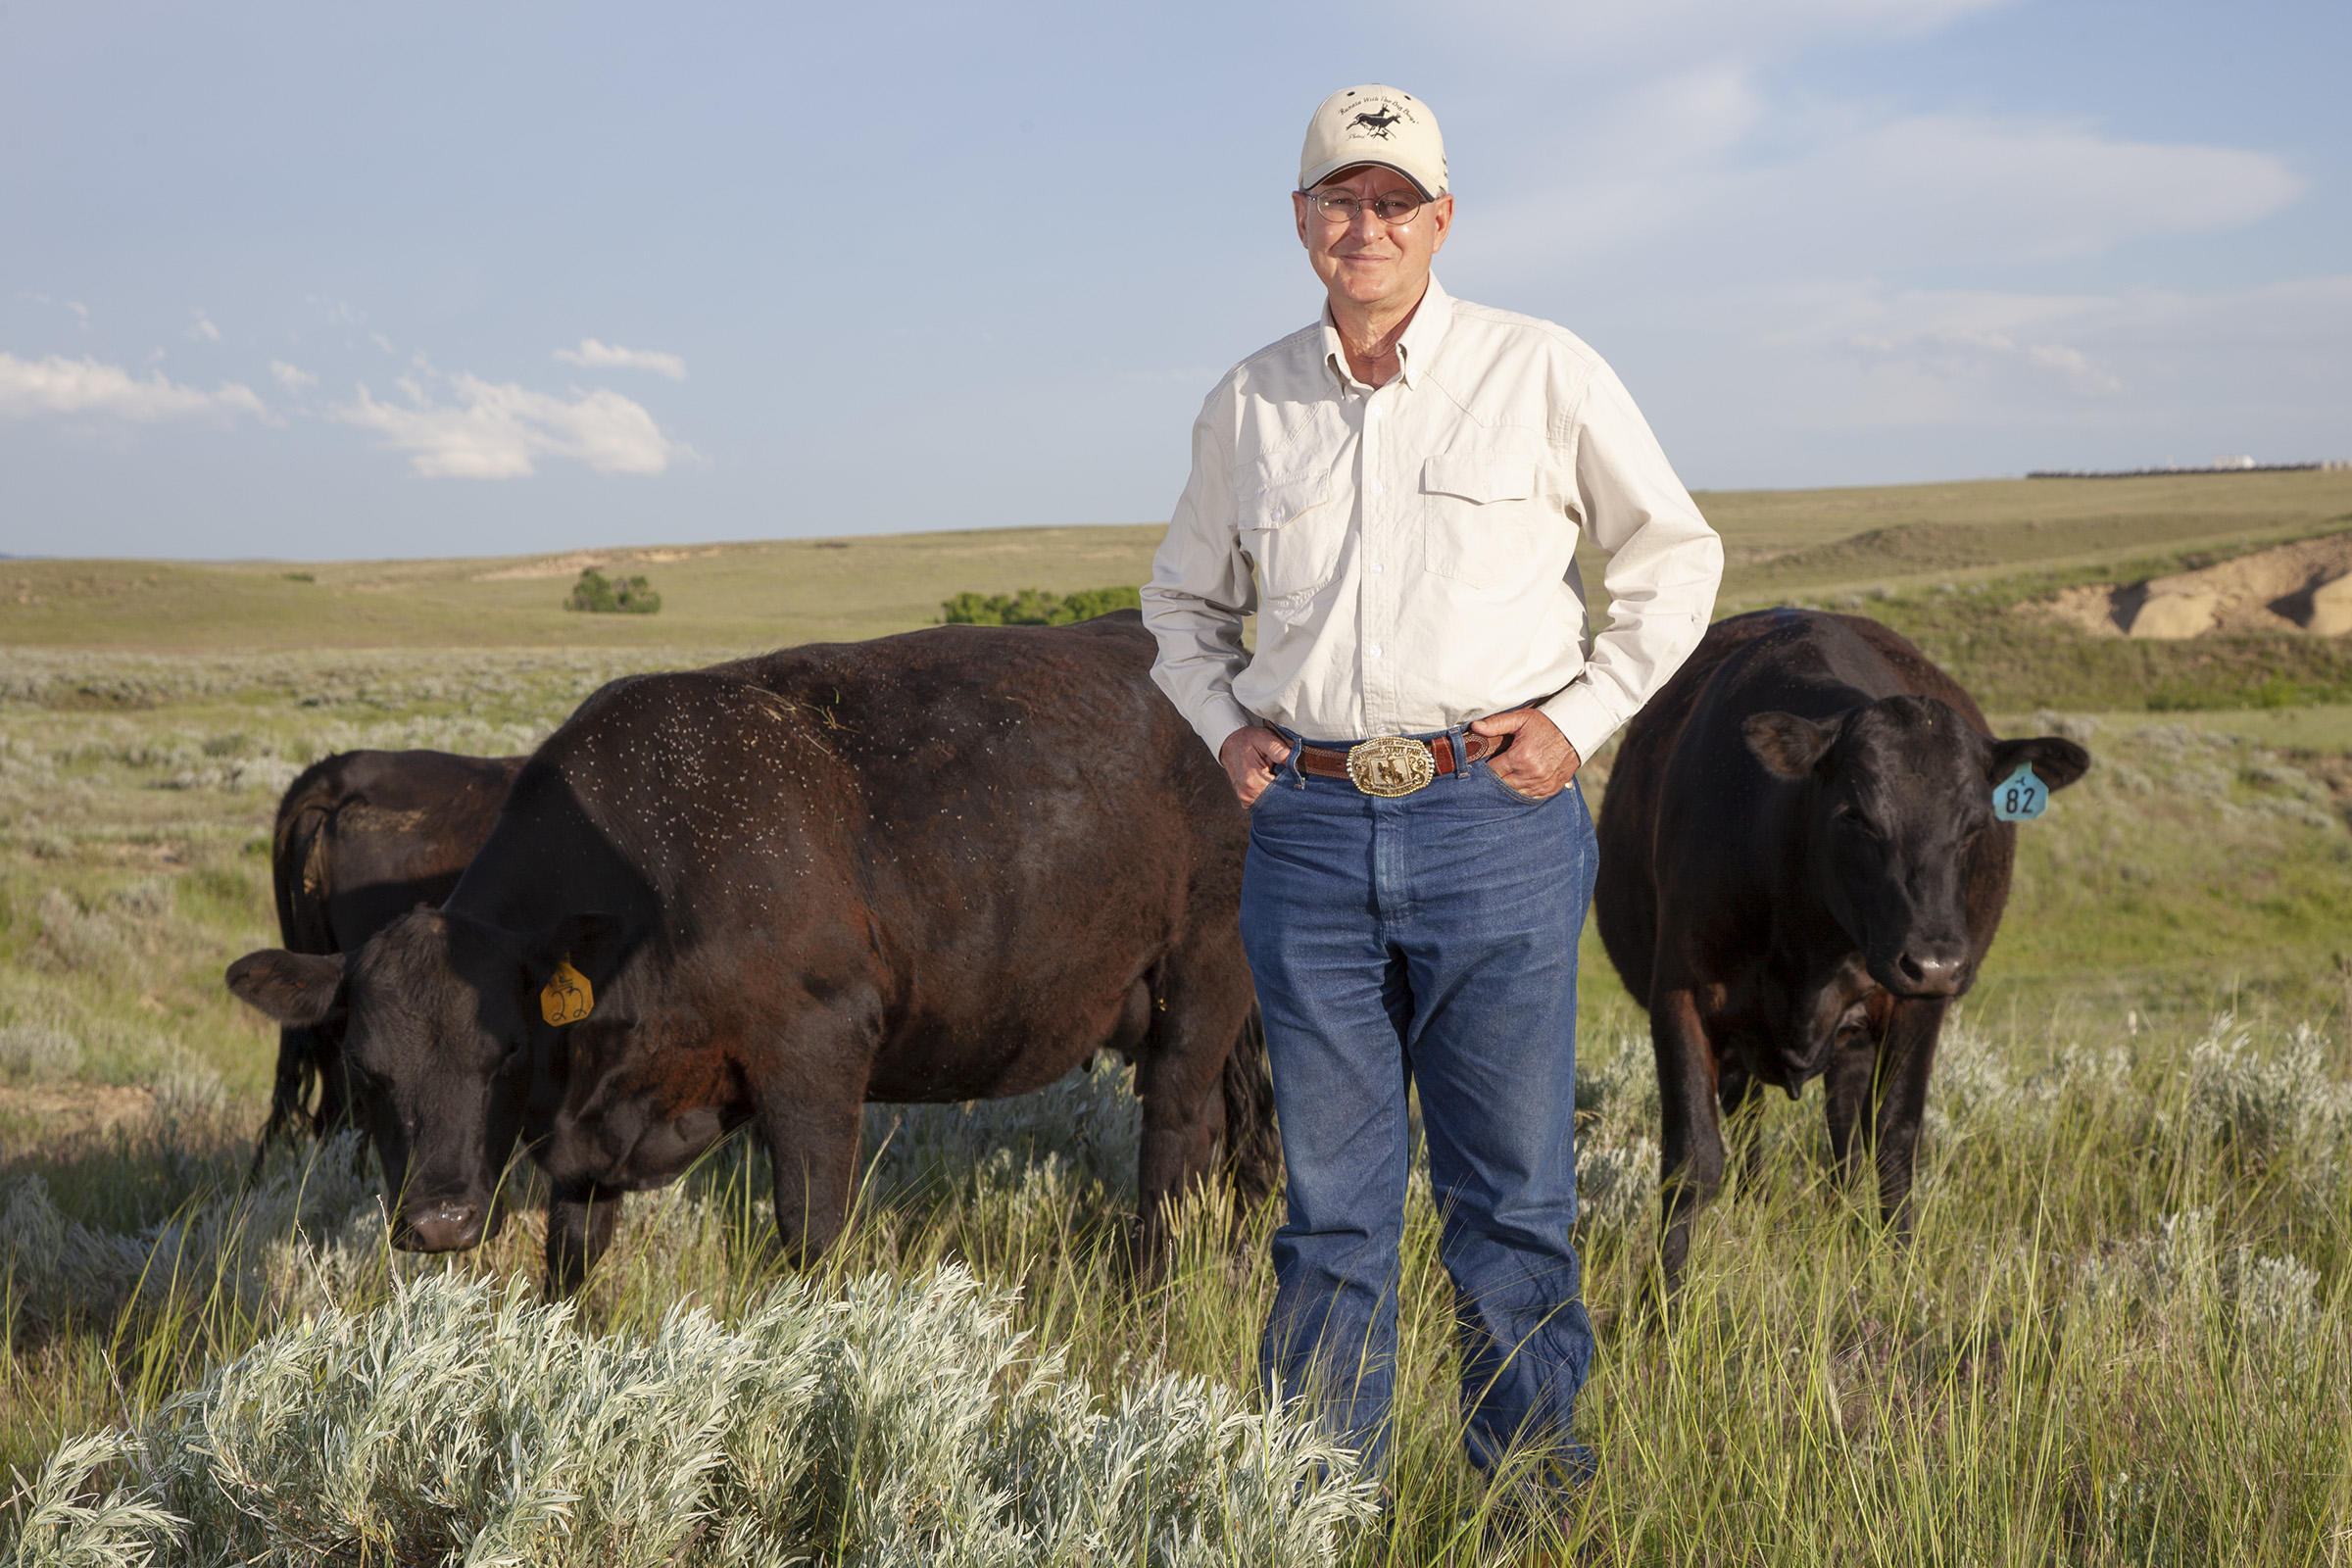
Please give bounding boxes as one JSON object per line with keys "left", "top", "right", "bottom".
{"left": 545, "top": 1180, "right": 623, "bottom": 1298}
{"left": 1652, "top": 985, "right": 1725, "bottom": 1295}
{"left": 1823, "top": 1032, "right": 1878, "bottom": 1188}
{"left": 752, "top": 1024, "right": 871, "bottom": 1268}
{"left": 1869, "top": 997, "right": 1948, "bottom": 1239}
{"left": 1717, "top": 1056, "right": 1765, "bottom": 1189}
{"left": 1133, "top": 952, "right": 1255, "bottom": 1281}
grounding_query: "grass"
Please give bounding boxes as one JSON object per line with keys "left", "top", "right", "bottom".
{"left": 4, "top": 469, "right": 2352, "bottom": 1560}
{"left": 7, "top": 469, "right": 2348, "bottom": 654}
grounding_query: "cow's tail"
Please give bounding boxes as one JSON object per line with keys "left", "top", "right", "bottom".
{"left": 1218, "top": 1002, "right": 1282, "bottom": 1204}
{"left": 250, "top": 759, "right": 347, "bottom": 1181}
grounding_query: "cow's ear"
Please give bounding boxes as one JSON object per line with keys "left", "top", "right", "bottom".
{"left": 1743, "top": 711, "right": 1838, "bottom": 778}
{"left": 525, "top": 911, "right": 626, "bottom": 989}
{"left": 226, "top": 950, "right": 347, "bottom": 1026}
{"left": 1988, "top": 736, "right": 2091, "bottom": 793}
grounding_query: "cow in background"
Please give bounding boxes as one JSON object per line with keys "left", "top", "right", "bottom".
{"left": 254, "top": 750, "right": 523, "bottom": 1171}
{"left": 1595, "top": 609, "right": 2089, "bottom": 1289}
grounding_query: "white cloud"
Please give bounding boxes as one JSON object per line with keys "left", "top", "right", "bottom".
{"left": 1441, "top": 0, "right": 2015, "bottom": 60}
{"left": 17, "top": 293, "right": 90, "bottom": 325}
{"left": 1614, "top": 274, "right": 2352, "bottom": 484}
{"left": 1760, "top": 115, "right": 2303, "bottom": 266}
{"left": 0, "top": 352, "right": 265, "bottom": 422}
{"left": 1848, "top": 326, "right": 2125, "bottom": 396}
{"left": 188, "top": 310, "right": 220, "bottom": 344}
{"left": 369, "top": 332, "right": 396, "bottom": 355}
{"left": 554, "top": 338, "right": 687, "bottom": 380}
{"left": 270, "top": 359, "right": 318, "bottom": 393}
{"left": 1480, "top": 109, "right": 2302, "bottom": 284}
{"left": 333, "top": 372, "right": 685, "bottom": 478}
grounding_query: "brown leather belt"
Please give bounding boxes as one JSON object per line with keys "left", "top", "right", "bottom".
{"left": 1294, "top": 732, "right": 1510, "bottom": 798}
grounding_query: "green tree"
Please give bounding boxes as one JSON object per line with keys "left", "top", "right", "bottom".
{"left": 565, "top": 568, "right": 662, "bottom": 614}
{"left": 938, "top": 585, "right": 1141, "bottom": 626}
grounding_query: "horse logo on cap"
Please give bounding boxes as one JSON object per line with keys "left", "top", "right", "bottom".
{"left": 1348, "top": 102, "right": 1412, "bottom": 139}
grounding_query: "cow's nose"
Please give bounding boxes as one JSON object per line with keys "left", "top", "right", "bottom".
{"left": 395, "top": 1200, "right": 484, "bottom": 1253}
{"left": 1894, "top": 950, "right": 1968, "bottom": 996}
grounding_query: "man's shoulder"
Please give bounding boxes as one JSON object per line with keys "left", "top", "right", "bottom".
{"left": 1214, "top": 321, "right": 1327, "bottom": 393}
{"left": 1442, "top": 296, "right": 1609, "bottom": 377}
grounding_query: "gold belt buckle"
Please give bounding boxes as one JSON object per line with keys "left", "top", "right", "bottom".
{"left": 1346, "top": 735, "right": 1437, "bottom": 798}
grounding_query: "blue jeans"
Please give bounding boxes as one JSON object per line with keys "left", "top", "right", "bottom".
{"left": 1242, "top": 725, "right": 1598, "bottom": 1483}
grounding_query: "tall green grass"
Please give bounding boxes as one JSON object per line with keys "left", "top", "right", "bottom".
{"left": 3, "top": 1008, "right": 2347, "bottom": 1563}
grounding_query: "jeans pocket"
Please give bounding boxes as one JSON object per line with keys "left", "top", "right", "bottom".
{"left": 1476, "top": 760, "right": 1552, "bottom": 806}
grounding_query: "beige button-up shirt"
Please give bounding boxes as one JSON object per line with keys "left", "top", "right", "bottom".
{"left": 1142, "top": 276, "right": 1723, "bottom": 761}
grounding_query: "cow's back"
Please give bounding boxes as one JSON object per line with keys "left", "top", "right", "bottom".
{"left": 454, "top": 612, "right": 1244, "bottom": 1102}
{"left": 274, "top": 750, "right": 524, "bottom": 951}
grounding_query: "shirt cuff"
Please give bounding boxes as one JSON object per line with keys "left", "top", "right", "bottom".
{"left": 1190, "top": 694, "right": 1260, "bottom": 760}
{"left": 1538, "top": 681, "right": 1620, "bottom": 764}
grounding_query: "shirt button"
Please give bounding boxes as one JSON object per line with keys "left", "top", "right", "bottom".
{"left": 1368, "top": 644, "right": 1384, "bottom": 659}
{"left": 1370, "top": 480, "right": 1384, "bottom": 497}
{"left": 1368, "top": 561, "right": 1384, "bottom": 574}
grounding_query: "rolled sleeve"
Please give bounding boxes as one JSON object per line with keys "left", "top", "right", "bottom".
{"left": 1143, "top": 387, "right": 1260, "bottom": 758}
{"left": 1540, "top": 365, "right": 1723, "bottom": 760}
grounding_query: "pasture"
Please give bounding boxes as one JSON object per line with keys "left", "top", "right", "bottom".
{"left": 3, "top": 472, "right": 2350, "bottom": 1563}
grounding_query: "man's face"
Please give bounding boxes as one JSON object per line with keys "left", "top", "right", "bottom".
{"left": 1294, "top": 164, "right": 1453, "bottom": 317}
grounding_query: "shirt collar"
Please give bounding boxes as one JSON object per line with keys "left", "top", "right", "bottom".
{"left": 1320, "top": 273, "right": 1454, "bottom": 393}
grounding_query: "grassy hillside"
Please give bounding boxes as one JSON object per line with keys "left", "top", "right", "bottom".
{"left": 7, "top": 469, "right": 2349, "bottom": 656}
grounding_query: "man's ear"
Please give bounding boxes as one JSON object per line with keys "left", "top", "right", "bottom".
{"left": 225, "top": 950, "right": 347, "bottom": 1027}
{"left": 1743, "top": 711, "right": 1838, "bottom": 779}
{"left": 523, "top": 912, "right": 627, "bottom": 991}
{"left": 1988, "top": 736, "right": 2092, "bottom": 793}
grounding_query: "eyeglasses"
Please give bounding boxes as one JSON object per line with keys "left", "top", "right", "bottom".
{"left": 1300, "top": 189, "right": 1426, "bottom": 226}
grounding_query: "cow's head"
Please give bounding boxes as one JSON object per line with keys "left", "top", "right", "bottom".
{"left": 226, "top": 906, "right": 620, "bottom": 1252}
{"left": 1744, "top": 696, "right": 2088, "bottom": 998}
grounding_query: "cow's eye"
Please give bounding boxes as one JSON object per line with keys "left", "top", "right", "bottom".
{"left": 1833, "top": 805, "right": 1878, "bottom": 837}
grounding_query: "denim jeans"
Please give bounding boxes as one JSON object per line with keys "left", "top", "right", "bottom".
{"left": 1241, "top": 724, "right": 1598, "bottom": 1482}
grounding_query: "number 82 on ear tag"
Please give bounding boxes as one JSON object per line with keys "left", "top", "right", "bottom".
{"left": 1992, "top": 762, "right": 2047, "bottom": 822}
{"left": 541, "top": 958, "right": 595, "bottom": 1025}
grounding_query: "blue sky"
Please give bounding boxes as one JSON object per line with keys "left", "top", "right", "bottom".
{"left": 4, "top": 0, "right": 2345, "bottom": 560}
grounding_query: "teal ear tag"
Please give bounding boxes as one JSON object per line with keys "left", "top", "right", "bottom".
{"left": 1992, "top": 762, "right": 2047, "bottom": 822}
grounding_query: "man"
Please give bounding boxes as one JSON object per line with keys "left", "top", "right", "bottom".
{"left": 1141, "top": 84, "right": 1723, "bottom": 1503}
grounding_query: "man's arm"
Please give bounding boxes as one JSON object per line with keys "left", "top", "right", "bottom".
{"left": 1535, "top": 362, "right": 1724, "bottom": 763}
{"left": 1142, "top": 388, "right": 1260, "bottom": 760}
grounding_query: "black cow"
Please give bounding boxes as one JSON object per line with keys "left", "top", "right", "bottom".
{"left": 225, "top": 613, "right": 1274, "bottom": 1293}
{"left": 254, "top": 750, "right": 523, "bottom": 1169}
{"left": 1594, "top": 610, "right": 2088, "bottom": 1287}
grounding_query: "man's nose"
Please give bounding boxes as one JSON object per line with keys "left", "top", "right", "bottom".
{"left": 1346, "top": 204, "right": 1388, "bottom": 241}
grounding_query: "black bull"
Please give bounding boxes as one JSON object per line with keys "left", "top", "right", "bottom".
{"left": 1595, "top": 610, "right": 2089, "bottom": 1287}
{"left": 228, "top": 613, "right": 1277, "bottom": 1291}
{"left": 254, "top": 749, "right": 524, "bottom": 1168}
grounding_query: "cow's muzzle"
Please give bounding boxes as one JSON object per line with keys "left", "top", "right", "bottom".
{"left": 1887, "top": 947, "right": 1970, "bottom": 998}
{"left": 394, "top": 1197, "right": 494, "bottom": 1253}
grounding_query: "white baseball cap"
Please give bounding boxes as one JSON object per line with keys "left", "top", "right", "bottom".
{"left": 1298, "top": 84, "right": 1448, "bottom": 198}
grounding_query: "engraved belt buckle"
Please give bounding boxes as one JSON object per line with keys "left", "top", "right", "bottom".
{"left": 1345, "top": 735, "right": 1437, "bottom": 798}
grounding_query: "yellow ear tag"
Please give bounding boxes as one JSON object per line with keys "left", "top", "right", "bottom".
{"left": 540, "top": 958, "right": 594, "bottom": 1026}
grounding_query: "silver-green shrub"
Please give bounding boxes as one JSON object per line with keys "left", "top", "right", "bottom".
{"left": 0, "top": 1024, "right": 82, "bottom": 1084}
{"left": 0, "top": 1134, "right": 379, "bottom": 1328}
{"left": 860, "top": 1056, "right": 1141, "bottom": 1204}
{"left": 4, "top": 1267, "right": 1376, "bottom": 1568}
{"left": 2072, "top": 1207, "right": 2323, "bottom": 1362}
{"left": 1571, "top": 1038, "right": 1661, "bottom": 1238}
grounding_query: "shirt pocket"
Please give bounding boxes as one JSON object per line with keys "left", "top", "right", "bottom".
{"left": 1237, "top": 463, "right": 1341, "bottom": 615}
{"left": 1421, "top": 452, "right": 1542, "bottom": 592}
